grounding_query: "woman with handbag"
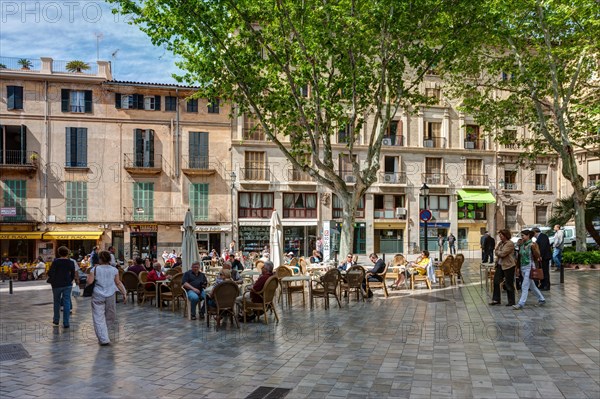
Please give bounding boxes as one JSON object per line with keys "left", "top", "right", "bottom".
{"left": 489, "top": 230, "right": 516, "bottom": 306}
{"left": 513, "top": 230, "right": 546, "bottom": 310}
{"left": 86, "top": 250, "right": 127, "bottom": 346}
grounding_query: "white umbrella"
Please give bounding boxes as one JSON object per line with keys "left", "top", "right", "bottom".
{"left": 181, "top": 209, "right": 200, "bottom": 272}
{"left": 269, "top": 210, "right": 283, "bottom": 268}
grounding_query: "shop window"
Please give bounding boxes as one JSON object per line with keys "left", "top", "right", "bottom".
{"left": 457, "top": 201, "right": 486, "bottom": 220}
{"left": 283, "top": 193, "right": 317, "bottom": 218}
{"left": 333, "top": 194, "right": 364, "bottom": 219}
{"left": 190, "top": 183, "right": 208, "bottom": 221}
{"left": 238, "top": 192, "right": 274, "bottom": 218}
{"left": 66, "top": 181, "right": 87, "bottom": 222}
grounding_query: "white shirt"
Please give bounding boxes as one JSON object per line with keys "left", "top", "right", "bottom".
{"left": 93, "top": 265, "right": 118, "bottom": 297}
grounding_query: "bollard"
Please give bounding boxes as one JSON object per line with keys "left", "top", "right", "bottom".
{"left": 9, "top": 279, "right": 13, "bottom": 294}
{"left": 560, "top": 266, "right": 564, "bottom": 284}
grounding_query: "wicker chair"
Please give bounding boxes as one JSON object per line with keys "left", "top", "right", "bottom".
{"left": 435, "top": 255, "right": 454, "bottom": 288}
{"left": 206, "top": 280, "right": 240, "bottom": 329}
{"left": 340, "top": 265, "right": 366, "bottom": 302}
{"left": 181, "top": 286, "right": 192, "bottom": 320}
{"left": 289, "top": 257, "right": 298, "bottom": 268}
{"left": 311, "top": 269, "right": 342, "bottom": 309}
{"left": 165, "top": 269, "right": 179, "bottom": 277}
{"left": 298, "top": 258, "right": 308, "bottom": 275}
{"left": 411, "top": 260, "right": 432, "bottom": 290}
{"left": 121, "top": 271, "right": 141, "bottom": 303}
{"left": 242, "top": 276, "right": 279, "bottom": 324}
{"left": 386, "top": 254, "right": 406, "bottom": 286}
{"left": 138, "top": 271, "right": 156, "bottom": 305}
{"left": 276, "top": 265, "right": 305, "bottom": 307}
{"left": 366, "top": 264, "right": 389, "bottom": 297}
{"left": 160, "top": 273, "right": 185, "bottom": 311}
{"left": 450, "top": 254, "right": 465, "bottom": 285}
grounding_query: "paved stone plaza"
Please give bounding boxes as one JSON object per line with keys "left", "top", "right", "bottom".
{"left": 0, "top": 260, "right": 599, "bottom": 399}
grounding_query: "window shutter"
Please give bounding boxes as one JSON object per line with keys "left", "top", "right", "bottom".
{"left": 115, "top": 93, "right": 121, "bottom": 109}
{"left": 84, "top": 90, "right": 93, "bottom": 113}
{"left": 136, "top": 94, "right": 144, "bottom": 110}
{"left": 132, "top": 94, "right": 138, "bottom": 109}
{"left": 7, "top": 86, "right": 22, "bottom": 110}
{"left": 134, "top": 129, "right": 144, "bottom": 166}
{"left": 61, "top": 89, "right": 70, "bottom": 112}
{"left": 154, "top": 95, "right": 161, "bottom": 111}
{"left": 78, "top": 128, "right": 87, "bottom": 166}
{"left": 66, "top": 127, "right": 73, "bottom": 166}
{"left": 147, "top": 129, "right": 155, "bottom": 167}
{"left": 20, "top": 125, "right": 27, "bottom": 164}
{"left": 0, "top": 125, "right": 3, "bottom": 163}
{"left": 15, "top": 86, "right": 23, "bottom": 110}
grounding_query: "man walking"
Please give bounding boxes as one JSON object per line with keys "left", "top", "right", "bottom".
{"left": 552, "top": 224, "right": 564, "bottom": 273}
{"left": 447, "top": 233, "right": 456, "bottom": 255}
{"left": 532, "top": 227, "right": 552, "bottom": 290}
{"left": 482, "top": 232, "right": 495, "bottom": 263}
{"left": 437, "top": 234, "right": 445, "bottom": 261}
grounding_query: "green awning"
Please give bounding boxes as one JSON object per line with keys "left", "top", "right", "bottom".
{"left": 457, "top": 189, "right": 496, "bottom": 204}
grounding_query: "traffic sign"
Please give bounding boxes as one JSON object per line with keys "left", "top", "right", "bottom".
{"left": 419, "top": 209, "right": 432, "bottom": 222}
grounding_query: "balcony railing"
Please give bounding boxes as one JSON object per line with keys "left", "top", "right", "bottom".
{"left": 283, "top": 209, "right": 318, "bottom": 218}
{"left": 464, "top": 139, "right": 486, "bottom": 150}
{"left": 123, "top": 153, "right": 163, "bottom": 175}
{"left": 378, "top": 171, "right": 407, "bottom": 184}
{"left": 504, "top": 183, "right": 518, "bottom": 190}
{"left": 463, "top": 174, "right": 488, "bottom": 186}
{"left": 422, "top": 172, "right": 448, "bottom": 185}
{"left": 239, "top": 208, "right": 274, "bottom": 218}
{"left": 0, "top": 57, "right": 42, "bottom": 71}
{"left": 241, "top": 167, "right": 271, "bottom": 181}
{"left": 0, "top": 206, "right": 43, "bottom": 223}
{"left": 0, "top": 150, "right": 39, "bottom": 167}
{"left": 423, "top": 136, "right": 446, "bottom": 148}
{"left": 181, "top": 155, "right": 220, "bottom": 176}
{"left": 502, "top": 143, "right": 520, "bottom": 150}
{"left": 287, "top": 169, "right": 314, "bottom": 182}
{"left": 382, "top": 135, "right": 404, "bottom": 146}
{"left": 535, "top": 184, "right": 548, "bottom": 191}
{"left": 243, "top": 128, "right": 265, "bottom": 141}
{"left": 123, "top": 206, "right": 226, "bottom": 223}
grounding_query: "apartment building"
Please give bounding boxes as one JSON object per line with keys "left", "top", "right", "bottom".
{"left": 0, "top": 57, "right": 232, "bottom": 263}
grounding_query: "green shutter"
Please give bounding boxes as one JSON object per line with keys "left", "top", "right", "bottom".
{"left": 133, "top": 182, "right": 154, "bottom": 221}
{"left": 189, "top": 132, "right": 208, "bottom": 168}
{"left": 66, "top": 182, "right": 87, "bottom": 222}
{"left": 3, "top": 180, "right": 26, "bottom": 221}
{"left": 190, "top": 183, "right": 208, "bottom": 221}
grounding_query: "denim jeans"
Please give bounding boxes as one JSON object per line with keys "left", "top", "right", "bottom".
{"left": 552, "top": 248, "right": 562, "bottom": 270}
{"left": 52, "top": 285, "right": 72, "bottom": 326}
{"left": 517, "top": 265, "right": 545, "bottom": 307}
{"left": 186, "top": 289, "right": 204, "bottom": 316}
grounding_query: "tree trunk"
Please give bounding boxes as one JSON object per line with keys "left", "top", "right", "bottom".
{"left": 585, "top": 222, "right": 600, "bottom": 247}
{"left": 338, "top": 193, "right": 357, "bottom": 261}
{"left": 563, "top": 153, "right": 588, "bottom": 252}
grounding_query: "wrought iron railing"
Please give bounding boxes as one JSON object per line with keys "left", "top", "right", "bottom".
{"left": 423, "top": 136, "right": 446, "bottom": 148}
{"left": 422, "top": 173, "right": 448, "bottom": 185}
{"left": 123, "top": 206, "right": 226, "bottom": 222}
{"left": 464, "top": 139, "right": 486, "bottom": 150}
{"left": 123, "top": 153, "right": 163, "bottom": 169}
{"left": 0, "top": 150, "right": 38, "bottom": 166}
{"left": 378, "top": 171, "right": 407, "bottom": 184}
{"left": 463, "top": 174, "right": 488, "bottom": 186}
{"left": 241, "top": 167, "right": 271, "bottom": 181}
{"left": 287, "top": 169, "right": 314, "bottom": 182}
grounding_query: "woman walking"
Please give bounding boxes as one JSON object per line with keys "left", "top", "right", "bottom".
{"left": 489, "top": 230, "right": 516, "bottom": 307}
{"left": 48, "top": 246, "right": 76, "bottom": 328}
{"left": 513, "top": 230, "right": 546, "bottom": 310}
{"left": 87, "top": 250, "right": 127, "bottom": 345}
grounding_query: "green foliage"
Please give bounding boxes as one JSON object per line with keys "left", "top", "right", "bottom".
{"left": 65, "top": 60, "right": 91, "bottom": 72}
{"left": 17, "top": 58, "right": 32, "bottom": 69}
{"left": 562, "top": 250, "right": 600, "bottom": 265}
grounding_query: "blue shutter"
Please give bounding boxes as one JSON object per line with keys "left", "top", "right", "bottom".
{"left": 146, "top": 130, "right": 155, "bottom": 167}
{"left": 61, "top": 89, "right": 70, "bottom": 112}
{"left": 7, "top": 86, "right": 22, "bottom": 110}
{"left": 134, "top": 129, "right": 144, "bottom": 166}
{"left": 136, "top": 94, "right": 144, "bottom": 110}
{"left": 77, "top": 128, "right": 87, "bottom": 166}
{"left": 84, "top": 90, "right": 93, "bottom": 113}
{"left": 154, "top": 95, "right": 161, "bottom": 111}
{"left": 66, "top": 128, "right": 72, "bottom": 166}
{"left": 20, "top": 125, "right": 26, "bottom": 164}
{"left": 115, "top": 93, "right": 121, "bottom": 109}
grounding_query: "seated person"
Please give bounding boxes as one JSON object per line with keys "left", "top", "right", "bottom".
{"left": 127, "top": 257, "right": 145, "bottom": 275}
{"left": 284, "top": 252, "right": 294, "bottom": 265}
{"left": 33, "top": 257, "right": 47, "bottom": 280}
{"left": 1, "top": 258, "right": 13, "bottom": 268}
{"left": 182, "top": 261, "right": 208, "bottom": 320}
{"left": 231, "top": 254, "right": 244, "bottom": 272}
{"left": 310, "top": 250, "right": 322, "bottom": 264}
{"left": 363, "top": 253, "right": 386, "bottom": 298}
{"left": 201, "top": 252, "right": 212, "bottom": 262}
{"left": 236, "top": 260, "right": 274, "bottom": 321}
{"left": 204, "top": 269, "right": 232, "bottom": 310}
{"left": 147, "top": 262, "right": 169, "bottom": 292}
{"left": 392, "top": 250, "right": 430, "bottom": 288}
{"left": 222, "top": 261, "right": 243, "bottom": 285}
{"left": 172, "top": 257, "right": 182, "bottom": 269}
{"left": 338, "top": 253, "right": 355, "bottom": 272}
{"left": 143, "top": 258, "right": 153, "bottom": 273}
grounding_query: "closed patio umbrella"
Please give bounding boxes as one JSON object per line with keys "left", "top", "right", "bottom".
{"left": 181, "top": 209, "right": 200, "bottom": 272}
{"left": 269, "top": 210, "right": 283, "bottom": 268}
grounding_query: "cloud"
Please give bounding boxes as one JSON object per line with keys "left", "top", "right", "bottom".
{"left": 0, "top": 1, "right": 181, "bottom": 83}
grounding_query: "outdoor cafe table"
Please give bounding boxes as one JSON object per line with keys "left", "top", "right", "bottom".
{"left": 155, "top": 279, "right": 171, "bottom": 308}
{"left": 280, "top": 275, "right": 311, "bottom": 309}
{"left": 480, "top": 262, "right": 495, "bottom": 291}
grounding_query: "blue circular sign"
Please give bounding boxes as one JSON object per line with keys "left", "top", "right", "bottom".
{"left": 420, "top": 209, "right": 432, "bottom": 222}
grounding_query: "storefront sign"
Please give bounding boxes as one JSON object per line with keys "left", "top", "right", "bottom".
{"left": 130, "top": 224, "right": 158, "bottom": 232}
{"left": 322, "top": 221, "right": 330, "bottom": 262}
{"left": 0, "top": 207, "right": 16, "bottom": 216}
{"left": 192, "top": 225, "right": 231, "bottom": 233}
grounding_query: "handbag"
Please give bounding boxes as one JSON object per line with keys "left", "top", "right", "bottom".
{"left": 530, "top": 262, "right": 544, "bottom": 280}
{"left": 82, "top": 267, "right": 96, "bottom": 297}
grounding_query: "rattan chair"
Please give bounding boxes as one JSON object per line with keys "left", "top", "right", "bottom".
{"left": 435, "top": 255, "right": 454, "bottom": 288}
{"left": 160, "top": 273, "right": 184, "bottom": 311}
{"left": 242, "top": 276, "right": 279, "bottom": 324}
{"left": 276, "top": 265, "right": 305, "bottom": 307}
{"left": 206, "top": 280, "right": 240, "bottom": 329}
{"left": 366, "top": 264, "right": 389, "bottom": 297}
{"left": 121, "top": 271, "right": 141, "bottom": 303}
{"left": 340, "top": 265, "right": 366, "bottom": 302}
{"left": 311, "top": 268, "right": 342, "bottom": 309}
{"left": 450, "top": 254, "right": 465, "bottom": 284}
{"left": 411, "top": 260, "right": 432, "bottom": 290}
{"left": 138, "top": 271, "right": 156, "bottom": 305}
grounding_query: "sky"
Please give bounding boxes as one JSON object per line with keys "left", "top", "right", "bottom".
{"left": 0, "top": 0, "right": 180, "bottom": 83}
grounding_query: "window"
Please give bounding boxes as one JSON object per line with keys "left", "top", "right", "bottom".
{"left": 504, "top": 170, "right": 518, "bottom": 190}
{"left": 384, "top": 120, "right": 403, "bottom": 146}
{"left": 535, "top": 206, "right": 547, "bottom": 225}
{"left": 589, "top": 174, "right": 600, "bottom": 187}
{"left": 2, "top": 180, "right": 26, "bottom": 221}
{"left": 187, "top": 99, "right": 198, "bottom": 113}
{"left": 243, "top": 114, "right": 265, "bottom": 140}
{"left": 425, "top": 88, "right": 440, "bottom": 103}
{"left": 165, "top": 96, "right": 177, "bottom": 111}
{"left": 62, "top": 89, "right": 92, "bottom": 113}
{"left": 238, "top": 192, "right": 274, "bottom": 218}
{"left": 133, "top": 182, "right": 154, "bottom": 221}
{"left": 0, "top": 125, "right": 27, "bottom": 165}
{"left": 535, "top": 173, "right": 547, "bottom": 191}
{"left": 143, "top": 96, "right": 161, "bottom": 111}
{"left": 505, "top": 205, "right": 517, "bottom": 231}
{"left": 7, "top": 86, "right": 23, "bottom": 110}
{"left": 283, "top": 193, "right": 317, "bottom": 218}
{"left": 465, "top": 159, "right": 483, "bottom": 185}
{"left": 244, "top": 151, "right": 268, "bottom": 180}
{"left": 420, "top": 195, "right": 449, "bottom": 219}
{"left": 207, "top": 99, "right": 219, "bottom": 114}
{"left": 66, "top": 182, "right": 87, "bottom": 222}
{"left": 65, "top": 127, "right": 87, "bottom": 167}
{"left": 299, "top": 85, "right": 309, "bottom": 97}
{"left": 374, "top": 195, "right": 405, "bottom": 218}
{"left": 424, "top": 157, "right": 444, "bottom": 184}
{"left": 134, "top": 129, "right": 155, "bottom": 167}
{"left": 333, "top": 195, "right": 365, "bottom": 219}
{"left": 338, "top": 124, "right": 352, "bottom": 144}
{"left": 457, "top": 202, "right": 486, "bottom": 220}
{"left": 425, "top": 121, "right": 441, "bottom": 139}
{"left": 189, "top": 183, "right": 208, "bottom": 221}
{"left": 189, "top": 132, "right": 209, "bottom": 169}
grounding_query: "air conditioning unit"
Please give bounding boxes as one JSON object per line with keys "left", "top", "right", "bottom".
{"left": 382, "top": 138, "right": 393, "bottom": 146}
{"left": 424, "top": 139, "right": 434, "bottom": 148}
{"left": 48, "top": 215, "right": 56, "bottom": 223}
{"left": 383, "top": 174, "right": 396, "bottom": 183}
{"left": 465, "top": 141, "right": 475, "bottom": 149}
{"left": 344, "top": 175, "right": 356, "bottom": 183}
{"left": 395, "top": 207, "right": 407, "bottom": 217}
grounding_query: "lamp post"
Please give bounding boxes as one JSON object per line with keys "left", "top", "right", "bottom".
{"left": 420, "top": 183, "right": 430, "bottom": 251}
{"left": 230, "top": 171, "right": 237, "bottom": 243}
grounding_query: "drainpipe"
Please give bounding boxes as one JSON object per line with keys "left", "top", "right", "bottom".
{"left": 175, "top": 88, "right": 180, "bottom": 178}
{"left": 44, "top": 81, "right": 50, "bottom": 221}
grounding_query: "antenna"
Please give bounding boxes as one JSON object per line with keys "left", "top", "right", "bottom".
{"left": 111, "top": 49, "right": 119, "bottom": 75}
{"left": 94, "top": 32, "right": 104, "bottom": 60}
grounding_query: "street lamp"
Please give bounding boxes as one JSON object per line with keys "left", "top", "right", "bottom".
{"left": 420, "top": 183, "right": 430, "bottom": 251}
{"left": 230, "top": 171, "right": 237, "bottom": 243}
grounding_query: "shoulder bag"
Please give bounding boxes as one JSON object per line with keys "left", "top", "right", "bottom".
{"left": 530, "top": 262, "right": 544, "bottom": 280}
{"left": 83, "top": 267, "right": 96, "bottom": 297}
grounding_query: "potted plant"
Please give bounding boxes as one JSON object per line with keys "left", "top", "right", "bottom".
{"left": 29, "top": 153, "right": 39, "bottom": 165}
{"left": 65, "top": 60, "right": 90, "bottom": 73}
{"left": 0, "top": 63, "right": 6, "bottom": 69}
{"left": 17, "top": 58, "right": 33, "bottom": 70}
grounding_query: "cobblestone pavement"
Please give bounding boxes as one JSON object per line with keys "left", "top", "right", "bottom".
{"left": 0, "top": 261, "right": 599, "bottom": 399}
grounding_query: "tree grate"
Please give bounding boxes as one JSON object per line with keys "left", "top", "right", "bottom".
{"left": 245, "top": 386, "right": 291, "bottom": 399}
{"left": 0, "top": 344, "right": 31, "bottom": 362}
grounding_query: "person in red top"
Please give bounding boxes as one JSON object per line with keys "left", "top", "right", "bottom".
{"left": 236, "top": 260, "right": 274, "bottom": 321}
{"left": 146, "top": 262, "right": 168, "bottom": 290}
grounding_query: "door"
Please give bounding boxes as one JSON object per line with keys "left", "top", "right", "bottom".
{"left": 189, "top": 131, "right": 208, "bottom": 169}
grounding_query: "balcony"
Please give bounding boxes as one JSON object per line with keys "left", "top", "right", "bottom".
{"left": 287, "top": 169, "right": 314, "bottom": 183}
{"left": 464, "top": 139, "right": 486, "bottom": 150}
{"left": 241, "top": 167, "right": 271, "bottom": 181}
{"left": 123, "top": 206, "right": 226, "bottom": 223}
{"left": 382, "top": 135, "right": 404, "bottom": 147}
{"left": 423, "top": 136, "right": 446, "bottom": 148}
{"left": 243, "top": 128, "right": 265, "bottom": 141}
{"left": 181, "top": 155, "right": 218, "bottom": 176}
{"left": 239, "top": 208, "right": 274, "bottom": 218}
{"left": 123, "top": 153, "right": 163, "bottom": 175}
{"left": 463, "top": 174, "right": 488, "bottom": 186}
{"left": 534, "top": 184, "right": 551, "bottom": 192}
{"left": 504, "top": 182, "right": 518, "bottom": 190}
{"left": 0, "top": 206, "right": 43, "bottom": 223}
{"left": 422, "top": 173, "right": 448, "bottom": 185}
{"left": 0, "top": 150, "right": 39, "bottom": 174}
{"left": 378, "top": 171, "right": 407, "bottom": 185}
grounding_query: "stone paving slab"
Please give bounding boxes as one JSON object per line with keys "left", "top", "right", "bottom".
{"left": 0, "top": 262, "right": 599, "bottom": 398}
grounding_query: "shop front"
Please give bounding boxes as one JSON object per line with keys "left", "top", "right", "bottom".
{"left": 42, "top": 231, "right": 103, "bottom": 261}
{"left": 373, "top": 222, "right": 405, "bottom": 254}
{"left": 129, "top": 224, "right": 158, "bottom": 260}
{"left": 193, "top": 225, "right": 231, "bottom": 254}
{"left": 456, "top": 189, "right": 496, "bottom": 250}
{"left": 0, "top": 231, "right": 43, "bottom": 263}
{"left": 239, "top": 225, "right": 270, "bottom": 254}
{"left": 282, "top": 224, "right": 317, "bottom": 257}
